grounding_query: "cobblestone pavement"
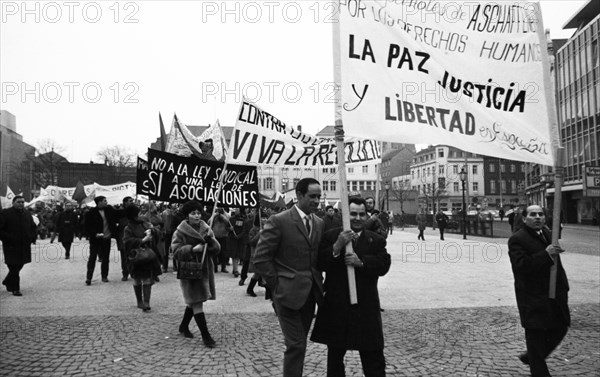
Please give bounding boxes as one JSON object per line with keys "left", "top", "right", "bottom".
{"left": 1, "top": 304, "right": 598, "bottom": 376}
{"left": 1, "top": 228, "right": 599, "bottom": 376}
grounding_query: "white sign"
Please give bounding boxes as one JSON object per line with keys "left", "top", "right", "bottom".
{"left": 229, "top": 97, "right": 381, "bottom": 166}
{"left": 335, "top": 0, "right": 554, "bottom": 165}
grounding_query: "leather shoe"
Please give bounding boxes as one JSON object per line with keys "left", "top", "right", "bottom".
{"left": 102, "top": 278, "right": 109, "bottom": 283}
{"left": 12, "top": 290, "right": 23, "bottom": 296}
{"left": 85, "top": 280, "right": 91, "bottom": 286}
{"left": 121, "top": 276, "right": 128, "bottom": 281}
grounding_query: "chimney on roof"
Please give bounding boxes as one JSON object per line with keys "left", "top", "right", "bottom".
{"left": 297, "top": 125, "right": 302, "bottom": 132}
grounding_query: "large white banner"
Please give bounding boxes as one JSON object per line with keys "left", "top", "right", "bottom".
{"left": 336, "top": 0, "right": 554, "bottom": 165}
{"left": 229, "top": 97, "right": 381, "bottom": 166}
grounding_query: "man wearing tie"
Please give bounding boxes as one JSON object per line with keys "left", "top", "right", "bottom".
{"left": 254, "top": 178, "right": 325, "bottom": 377}
{"left": 508, "top": 205, "right": 570, "bottom": 377}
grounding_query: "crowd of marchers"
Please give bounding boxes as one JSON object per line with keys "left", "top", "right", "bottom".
{"left": 0, "top": 184, "right": 571, "bottom": 376}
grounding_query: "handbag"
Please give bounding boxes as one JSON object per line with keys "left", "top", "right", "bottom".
{"left": 177, "top": 250, "right": 205, "bottom": 280}
{"left": 131, "top": 247, "right": 156, "bottom": 267}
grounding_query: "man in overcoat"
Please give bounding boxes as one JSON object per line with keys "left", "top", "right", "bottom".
{"left": 84, "top": 196, "right": 118, "bottom": 285}
{"left": 311, "top": 196, "right": 391, "bottom": 376}
{"left": 253, "top": 177, "right": 325, "bottom": 377}
{"left": 508, "top": 205, "right": 570, "bottom": 377}
{"left": 0, "top": 196, "right": 37, "bottom": 296}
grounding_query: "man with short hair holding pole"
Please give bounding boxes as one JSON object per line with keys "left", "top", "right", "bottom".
{"left": 508, "top": 204, "right": 570, "bottom": 377}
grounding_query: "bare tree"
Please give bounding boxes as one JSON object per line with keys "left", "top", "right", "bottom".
{"left": 95, "top": 146, "right": 136, "bottom": 167}
{"left": 390, "top": 180, "right": 417, "bottom": 212}
{"left": 28, "top": 139, "right": 68, "bottom": 188}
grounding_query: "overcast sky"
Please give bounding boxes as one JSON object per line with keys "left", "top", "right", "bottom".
{"left": 0, "top": 0, "right": 588, "bottom": 162}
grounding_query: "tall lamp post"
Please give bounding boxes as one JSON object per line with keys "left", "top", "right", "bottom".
{"left": 459, "top": 168, "right": 468, "bottom": 240}
{"left": 384, "top": 182, "right": 390, "bottom": 212}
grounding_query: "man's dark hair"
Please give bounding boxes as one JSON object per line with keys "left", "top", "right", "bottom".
{"left": 349, "top": 196, "right": 367, "bottom": 209}
{"left": 364, "top": 196, "right": 374, "bottom": 202}
{"left": 325, "top": 205, "right": 333, "bottom": 211}
{"left": 12, "top": 195, "right": 24, "bottom": 203}
{"left": 94, "top": 196, "right": 106, "bottom": 205}
{"left": 295, "top": 178, "right": 320, "bottom": 195}
{"left": 122, "top": 196, "right": 133, "bottom": 204}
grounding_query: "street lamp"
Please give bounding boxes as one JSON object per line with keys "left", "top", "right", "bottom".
{"left": 459, "top": 168, "right": 468, "bottom": 239}
{"left": 384, "top": 182, "right": 390, "bottom": 212}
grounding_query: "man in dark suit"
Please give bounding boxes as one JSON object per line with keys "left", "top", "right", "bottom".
{"left": 0, "top": 196, "right": 37, "bottom": 296}
{"left": 254, "top": 178, "right": 325, "bottom": 377}
{"left": 84, "top": 196, "right": 118, "bottom": 285}
{"left": 311, "top": 196, "right": 391, "bottom": 376}
{"left": 508, "top": 205, "right": 570, "bottom": 377}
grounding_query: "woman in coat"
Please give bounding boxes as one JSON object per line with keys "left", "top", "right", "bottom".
{"left": 123, "top": 205, "right": 162, "bottom": 312}
{"left": 172, "top": 200, "right": 221, "bottom": 347}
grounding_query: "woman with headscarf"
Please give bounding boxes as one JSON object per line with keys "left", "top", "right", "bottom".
{"left": 172, "top": 200, "right": 221, "bottom": 347}
{"left": 123, "top": 205, "right": 162, "bottom": 312}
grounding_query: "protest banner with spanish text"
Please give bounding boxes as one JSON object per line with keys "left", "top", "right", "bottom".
{"left": 335, "top": 0, "right": 555, "bottom": 165}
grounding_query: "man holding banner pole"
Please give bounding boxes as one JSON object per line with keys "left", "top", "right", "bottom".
{"left": 508, "top": 205, "right": 570, "bottom": 377}
{"left": 253, "top": 178, "right": 325, "bottom": 377}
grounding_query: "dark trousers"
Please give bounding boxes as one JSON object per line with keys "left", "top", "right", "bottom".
{"left": 163, "top": 232, "right": 173, "bottom": 271}
{"left": 275, "top": 291, "right": 317, "bottom": 377}
{"left": 418, "top": 229, "right": 425, "bottom": 240}
{"left": 61, "top": 242, "right": 72, "bottom": 257}
{"left": 87, "top": 238, "right": 111, "bottom": 280}
{"left": 438, "top": 227, "right": 445, "bottom": 240}
{"left": 240, "top": 258, "right": 250, "bottom": 280}
{"left": 119, "top": 248, "right": 129, "bottom": 278}
{"left": 525, "top": 326, "right": 568, "bottom": 377}
{"left": 2, "top": 264, "right": 24, "bottom": 291}
{"left": 327, "top": 346, "right": 386, "bottom": 377}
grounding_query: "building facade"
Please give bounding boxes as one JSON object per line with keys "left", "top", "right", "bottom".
{"left": 409, "top": 145, "right": 485, "bottom": 213}
{"left": 0, "top": 110, "right": 36, "bottom": 200}
{"left": 551, "top": 2, "right": 600, "bottom": 224}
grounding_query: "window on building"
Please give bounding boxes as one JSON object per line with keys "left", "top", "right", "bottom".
{"left": 439, "top": 165, "right": 445, "bottom": 175}
{"left": 490, "top": 180, "right": 496, "bottom": 193}
{"left": 489, "top": 163, "right": 495, "bottom": 173}
{"left": 500, "top": 164, "right": 506, "bottom": 173}
{"left": 412, "top": 170, "right": 415, "bottom": 179}
{"left": 453, "top": 165, "right": 458, "bottom": 174}
{"left": 327, "top": 181, "right": 335, "bottom": 191}
{"left": 438, "top": 148, "right": 444, "bottom": 158}
{"left": 348, "top": 167, "right": 354, "bottom": 173}
{"left": 510, "top": 164, "right": 516, "bottom": 173}
{"left": 362, "top": 165, "right": 368, "bottom": 174}
{"left": 500, "top": 180, "right": 506, "bottom": 193}
{"left": 472, "top": 182, "right": 478, "bottom": 192}
{"left": 359, "top": 181, "right": 365, "bottom": 190}
{"left": 322, "top": 168, "right": 328, "bottom": 173}
{"left": 330, "top": 167, "right": 336, "bottom": 174}
{"left": 322, "top": 181, "right": 329, "bottom": 191}
{"left": 472, "top": 165, "right": 478, "bottom": 175}
{"left": 351, "top": 181, "right": 358, "bottom": 191}
{"left": 453, "top": 182, "right": 459, "bottom": 192}
{"left": 511, "top": 180, "right": 517, "bottom": 193}
{"left": 264, "top": 177, "right": 273, "bottom": 190}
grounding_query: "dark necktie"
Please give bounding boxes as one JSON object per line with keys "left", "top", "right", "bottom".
{"left": 538, "top": 231, "right": 547, "bottom": 243}
{"left": 305, "top": 215, "right": 311, "bottom": 235}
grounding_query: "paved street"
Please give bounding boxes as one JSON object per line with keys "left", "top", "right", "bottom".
{"left": 1, "top": 227, "right": 599, "bottom": 376}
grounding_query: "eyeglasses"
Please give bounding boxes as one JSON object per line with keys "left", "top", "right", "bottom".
{"left": 349, "top": 212, "right": 366, "bottom": 217}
